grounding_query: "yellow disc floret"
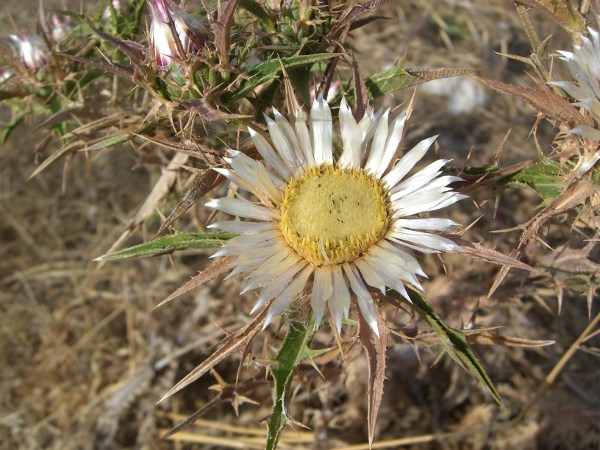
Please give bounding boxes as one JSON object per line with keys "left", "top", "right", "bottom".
{"left": 280, "top": 165, "right": 390, "bottom": 266}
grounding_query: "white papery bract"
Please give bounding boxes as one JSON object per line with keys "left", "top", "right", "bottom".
{"left": 552, "top": 28, "right": 600, "bottom": 140}
{"left": 207, "top": 97, "right": 466, "bottom": 336}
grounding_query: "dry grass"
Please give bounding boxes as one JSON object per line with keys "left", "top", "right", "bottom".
{"left": 1, "top": 1, "right": 598, "bottom": 449}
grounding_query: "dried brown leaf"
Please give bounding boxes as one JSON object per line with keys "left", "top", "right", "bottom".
{"left": 472, "top": 76, "right": 586, "bottom": 125}
{"left": 159, "top": 306, "right": 269, "bottom": 402}
{"left": 516, "top": 0, "right": 586, "bottom": 35}
{"left": 81, "top": 17, "right": 146, "bottom": 65}
{"left": 328, "top": 0, "right": 392, "bottom": 42}
{"left": 181, "top": 100, "right": 251, "bottom": 122}
{"left": 457, "top": 160, "right": 533, "bottom": 194}
{"left": 155, "top": 256, "right": 234, "bottom": 309}
{"left": 156, "top": 169, "right": 223, "bottom": 235}
{"left": 27, "top": 141, "right": 81, "bottom": 180}
{"left": 214, "top": 0, "right": 238, "bottom": 68}
{"left": 408, "top": 67, "right": 477, "bottom": 82}
{"left": 318, "top": 55, "right": 341, "bottom": 103}
{"left": 133, "top": 133, "right": 221, "bottom": 166}
{"left": 358, "top": 308, "right": 388, "bottom": 448}
{"left": 467, "top": 332, "right": 555, "bottom": 348}
{"left": 451, "top": 238, "right": 545, "bottom": 274}
{"left": 33, "top": 103, "right": 84, "bottom": 131}
{"left": 489, "top": 179, "right": 597, "bottom": 296}
{"left": 537, "top": 240, "right": 600, "bottom": 275}
{"left": 352, "top": 54, "right": 369, "bottom": 119}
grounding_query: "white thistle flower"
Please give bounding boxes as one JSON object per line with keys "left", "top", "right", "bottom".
{"left": 207, "top": 97, "right": 467, "bottom": 336}
{"left": 552, "top": 28, "right": 600, "bottom": 140}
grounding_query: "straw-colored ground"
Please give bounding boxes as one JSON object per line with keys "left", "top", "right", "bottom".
{"left": 1, "top": 1, "right": 598, "bottom": 449}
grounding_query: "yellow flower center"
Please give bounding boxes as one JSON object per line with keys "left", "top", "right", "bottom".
{"left": 280, "top": 165, "right": 390, "bottom": 266}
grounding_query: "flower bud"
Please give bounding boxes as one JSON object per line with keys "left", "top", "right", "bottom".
{"left": 147, "top": 0, "right": 208, "bottom": 68}
{"left": 7, "top": 34, "right": 49, "bottom": 70}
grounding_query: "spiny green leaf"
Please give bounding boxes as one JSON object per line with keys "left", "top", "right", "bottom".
{"left": 95, "top": 232, "right": 237, "bottom": 261}
{"left": 231, "top": 53, "right": 339, "bottom": 100}
{"left": 267, "top": 310, "right": 316, "bottom": 450}
{"left": 365, "top": 65, "right": 476, "bottom": 99}
{"left": 1, "top": 115, "right": 24, "bottom": 144}
{"left": 84, "top": 133, "right": 133, "bottom": 151}
{"left": 407, "top": 289, "right": 502, "bottom": 404}
{"left": 501, "top": 159, "right": 565, "bottom": 204}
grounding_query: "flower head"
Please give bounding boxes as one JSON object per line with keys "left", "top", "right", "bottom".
{"left": 147, "top": 0, "right": 208, "bottom": 68}
{"left": 207, "top": 98, "right": 466, "bottom": 335}
{"left": 552, "top": 28, "right": 600, "bottom": 139}
{"left": 7, "top": 34, "right": 48, "bottom": 70}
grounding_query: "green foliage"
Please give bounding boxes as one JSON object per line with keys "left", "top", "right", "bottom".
{"left": 95, "top": 232, "right": 237, "bottom": 261}
{"left": 230, "top": 53, "right": 339, "bottom": 100}
{"left": 1, "top": 115, "right": 24, "bottom": 144}
{"left": 266, "top": 309, "right": 324, "bottom": 450}
{"left": 502, "top": 159, "right": 564, "bottom": 204}
{"left": 407, "top": 289, "right": 502, "bottom": 404}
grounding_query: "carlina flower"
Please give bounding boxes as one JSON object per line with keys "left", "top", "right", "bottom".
{"left": 206, "top": 97, "right": 467, "bottom": 336}
{"left": 7, "top": 34, "right": 49, "bottom": 70}
{"left": 147, "top": 0, "right": 209, "bottom": 68}
{"left": 551, "top": 28, "right": 600, "bottom": 140}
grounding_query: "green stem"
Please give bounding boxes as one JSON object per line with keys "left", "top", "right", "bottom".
{"left": 266, "top": 309, "right": 315, "bottom": 450}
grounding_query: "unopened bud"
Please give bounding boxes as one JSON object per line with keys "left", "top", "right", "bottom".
{"left": 147, "top": 0, "right": 208, "bottom": 68}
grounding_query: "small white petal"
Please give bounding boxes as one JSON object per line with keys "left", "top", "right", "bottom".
{"left": 248, "top": 128, "right": 290, "bottom": 179}
{"left": 215, "top": 231, "right": 279, "bottom": 257}
{"left": 376, "top": 110, "right": 407, "bottom": 176}
{"left": 310, "top": 95, "right": 333, "bottom": 164}
{"left": 242, "top": 249, "right": 298, "bottom": 292}
{"left": 369, "top": 241, "right": 426, "bottom": 281}
{"left": 311, "top": 268, "right": 329, "bottom": 328}
{"left": 390, "top": 159, "right": 452, "bottom": 196}
{"left": 206, "top": 197, "right": 279, "bottom": 221}
{"left": 393, "top": 191, "right": 468, "bottom": 216}
{"left": 273, "top": 108, "right": 305, "bottom": 167}
{"left": 392, "top": 218, "right": 458, "bottom": 232}
{"left": 329, "top": 265, "right": 351, "bottom": 333}
{"left": 338, "top": 98, "right": 362, "bottom": 168}
{"left": 343, "top": 264, "right": 379, "bottom": 336}
{"left": 360, "top": 108, "right": 383, "bottom": 146}
{"left": 355, "top": 258, "right": 386, "bottom": 294}
{"left": 254, "top": 260, "right": 307, "bottom": 314}
{"left": 227, "top": 152, "right": 282, "bottom": 203}
{"left": 263, "top": 264, "right": 313, "bottom": 328}
{"left": 365, "top": 108, "right": 390, "bottom": 174}
{"left": 390, "top": 229, "right": 464, "bottom": 253}
{"left": 294, "top": 108, "right": 315, "bottom": 165}
{"left": 208, "top": 221, "right": 273, "bottom": 233}
{"left": 383, "top": 136, "right": 437, "bottom": 188}
{"left": 228, "top": 243, "right": 281, "bottom": 277}
{"left": 266, "top": 113, "right": 299, "bottom": 173}
{"left": 392, "top": 174, "right": 461, "bottom": 204}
